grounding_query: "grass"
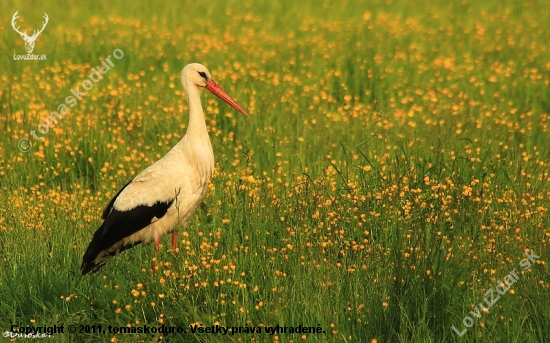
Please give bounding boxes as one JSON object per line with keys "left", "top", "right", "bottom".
{"left": 1, "top": 0, "right": 550, "bottom": 341}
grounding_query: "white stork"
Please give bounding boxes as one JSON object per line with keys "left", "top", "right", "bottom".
{"left": 81, "top": 63, "right": 247, "bottom": 275}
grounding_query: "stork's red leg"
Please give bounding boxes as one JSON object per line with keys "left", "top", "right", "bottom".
{"left": 172, "top": 232, "right": 177, "bottom": 253}
{"left": 151, "top": 237, "right": 160, "bottom": 275}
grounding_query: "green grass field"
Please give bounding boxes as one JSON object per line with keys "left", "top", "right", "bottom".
{"left": 1, "top": 0, "right": 550, "bottom": 341}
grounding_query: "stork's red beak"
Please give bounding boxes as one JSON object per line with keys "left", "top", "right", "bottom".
{"left": 205, "top": 80, "right": 248, "bottom": 116}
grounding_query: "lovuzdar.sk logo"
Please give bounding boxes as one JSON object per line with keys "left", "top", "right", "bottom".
{"left": 11, "top": 10, "right": 48, "bottom": 61}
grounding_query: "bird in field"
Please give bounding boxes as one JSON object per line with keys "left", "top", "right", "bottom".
{"left": 81, "top": 63, "right": 248, "bottom": 275}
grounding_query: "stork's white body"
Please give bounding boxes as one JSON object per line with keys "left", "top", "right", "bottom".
{"left": 81, "top": 63, "right": 247, "bottom": 274}
{"left": 115, "top": 133, "right": 214, "bottom": 247}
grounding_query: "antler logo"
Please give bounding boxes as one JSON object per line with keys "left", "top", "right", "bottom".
{"left": 11, "top": 11, "right": 49, "bottom": 54}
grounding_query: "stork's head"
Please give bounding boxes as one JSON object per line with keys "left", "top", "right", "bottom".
{"left": 181, "top": 63, "right": 212, "bottom": 88}
{"left": 181, "top": 63, "right": 248, "bottom": 116}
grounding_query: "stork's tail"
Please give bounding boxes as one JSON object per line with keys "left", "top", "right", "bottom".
{"left": 81, "top": 222, "right": 139, "bottom": 275}
{"left": 81, "top": 222, "right": 109, "bottom": 274}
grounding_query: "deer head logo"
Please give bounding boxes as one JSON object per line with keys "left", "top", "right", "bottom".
{"left": 11, "top": 11, "right": 49, "bottom": 54}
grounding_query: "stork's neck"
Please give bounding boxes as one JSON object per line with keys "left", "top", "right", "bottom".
{"left": 183, "top": 82, "right": 209, "bottom": 140}
{"left": 180, "top": 80, "right": 214, "bottom": 177}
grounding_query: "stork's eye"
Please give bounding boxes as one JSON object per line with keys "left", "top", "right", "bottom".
{"left": 198, "top": 71, "right": 207, "bottom": 79}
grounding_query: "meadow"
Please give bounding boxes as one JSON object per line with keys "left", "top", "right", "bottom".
{"left": 1, "top": 0, "right": 549, "bottom": 341}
